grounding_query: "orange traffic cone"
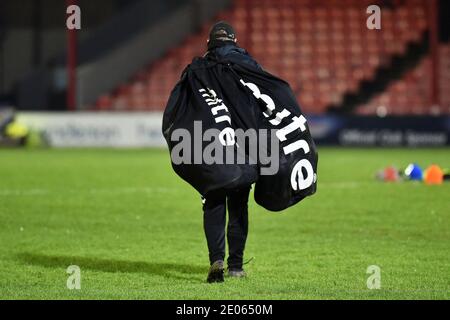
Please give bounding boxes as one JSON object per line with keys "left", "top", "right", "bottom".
{"left": 424, "top": 165, "right": 444, "bottom": 185}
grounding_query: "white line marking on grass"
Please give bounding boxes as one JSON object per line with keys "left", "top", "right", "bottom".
{"left": 319, "top": 182, "right": 371, "bottom": 188}
{"left": 0, "top": 186, "right": 178, "bottom": 197}
{"left": 0, "top": 189, "right": 49, "bottom": 196}
{"left": 88, "top": 187, "right": 175, "bottom": 195}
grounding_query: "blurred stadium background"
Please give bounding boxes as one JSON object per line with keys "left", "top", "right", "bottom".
{"left": 0, "top": 0, "right": 449, "bottom": 299}
{"left": 0, "top": 0, "right": 449, "bottom": 147}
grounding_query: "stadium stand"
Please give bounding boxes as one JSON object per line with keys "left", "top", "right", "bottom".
{"left": 358, "top": 44, "right": 450, "bottom": 115}
{"left": 94, "top": 0, "right": 448, "bottom": 115}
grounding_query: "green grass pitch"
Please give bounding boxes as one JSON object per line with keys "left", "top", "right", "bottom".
{"left": 0, "top": 147, "right": 449, "bottom": 299}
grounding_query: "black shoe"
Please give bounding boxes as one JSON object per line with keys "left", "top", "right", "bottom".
{"left": 207, "top": 260, "right": 224, "bottom": 283}
{"left": 228, "top": 268, "right": 247, "bottom": 278}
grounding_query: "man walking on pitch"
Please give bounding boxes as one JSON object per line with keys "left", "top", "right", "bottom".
{"left": 201, "top": 22, "right": 261, "bottom": 283}
{"left": 164, "top": 20, "right": 318, "bottom": 283}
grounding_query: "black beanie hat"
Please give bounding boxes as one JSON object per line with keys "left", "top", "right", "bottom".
{"left": 208, "top": 21, "right": 236, "bottom": 43}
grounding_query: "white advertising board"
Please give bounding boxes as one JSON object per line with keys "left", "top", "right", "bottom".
{"left": 17, "top": 112, "right": 166, "bottom": 147}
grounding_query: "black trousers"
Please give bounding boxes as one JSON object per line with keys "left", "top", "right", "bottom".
{"left": 202, "top": 186, "right": 250, "bottom": 269}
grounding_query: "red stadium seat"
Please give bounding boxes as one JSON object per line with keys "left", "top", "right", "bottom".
{"left": 92, "top": 0, "right": 439, "bottom": 115}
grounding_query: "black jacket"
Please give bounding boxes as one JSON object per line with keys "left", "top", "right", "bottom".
{"left": 206, "top": 43, "right": 262, "bottom": 71}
